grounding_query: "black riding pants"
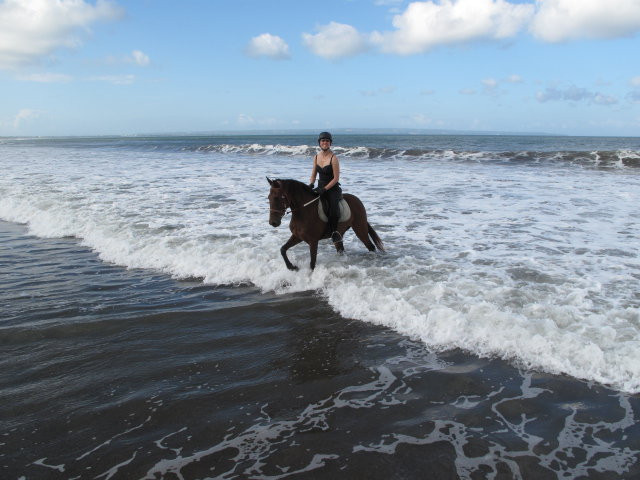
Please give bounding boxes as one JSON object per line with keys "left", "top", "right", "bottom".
{"left": 321, "top": 185, "right": 342, "bottom": 233}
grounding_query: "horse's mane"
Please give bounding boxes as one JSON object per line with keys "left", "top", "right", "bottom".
{"left": 275, "top": 179, "right": 314, "bottom": 198}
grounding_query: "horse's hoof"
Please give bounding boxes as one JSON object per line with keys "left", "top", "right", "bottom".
{"left": 287, "top": 265, "right": 299, "bottom": 271}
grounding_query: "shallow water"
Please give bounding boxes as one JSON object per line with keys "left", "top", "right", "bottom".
{"left": 1, "top": 135, "right": 639, "bottom": 393}
{"left": 2, "top": 134, "right": 640, "bottom": 477}
{"left": 2, "top": 220, "right": 640, "bottom": 479}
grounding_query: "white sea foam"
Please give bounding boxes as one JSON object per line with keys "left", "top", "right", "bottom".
{"left": 1, "top": 143, "right": 639, "bottom": 392}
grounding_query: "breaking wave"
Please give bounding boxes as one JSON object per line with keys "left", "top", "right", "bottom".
{"left": 191, "top": 143, "right": 640, "bottom": 169}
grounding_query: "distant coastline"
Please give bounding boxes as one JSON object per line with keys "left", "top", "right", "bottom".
{"left": 3, "top": 129, "right": 640, "bottom": 141}
{"left": 134, "top": 128, "right": 564, "bottom": 137}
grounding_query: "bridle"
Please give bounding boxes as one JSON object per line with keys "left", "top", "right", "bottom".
{"left": 269, "top": 191, "right": 291, "bottom": 218}
{"left": 269, "top": 189, "right": 320, "bottom": 219}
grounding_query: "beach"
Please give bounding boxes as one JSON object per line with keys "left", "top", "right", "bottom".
{"left": 1, "top": 134, "right": 640, "bottom": 478}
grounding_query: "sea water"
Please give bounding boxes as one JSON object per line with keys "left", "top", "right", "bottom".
{"left": 1, "top": 133, "right": 639, "bottom": 395}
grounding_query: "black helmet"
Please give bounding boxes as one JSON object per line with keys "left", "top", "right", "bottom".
{"left": 318, "top": 131, "right": 333, "bottom": 144}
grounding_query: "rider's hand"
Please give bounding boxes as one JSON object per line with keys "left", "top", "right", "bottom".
{"left": 312, "top": 186, "right": 324, "bottom": 196}
{"left": 308, "top": 183, "right": 315, "bottom": 189}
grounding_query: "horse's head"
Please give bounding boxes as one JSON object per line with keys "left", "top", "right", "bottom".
{"left": 267, "top": 177, "right": 288, "bottom": 227}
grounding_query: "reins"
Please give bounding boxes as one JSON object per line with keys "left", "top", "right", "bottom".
{"left": 270, "top": 192, "right": 320, "bottom": 217}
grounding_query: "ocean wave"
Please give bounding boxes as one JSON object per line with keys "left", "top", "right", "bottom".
{"left": 189, "top": 143, "right": 640, "bottom": 169}
{"left": 1, "top": 141, "right": 639, "bottom": 393}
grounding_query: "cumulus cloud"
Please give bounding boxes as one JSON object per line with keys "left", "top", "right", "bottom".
{"left": 506, "top": 74, "right": 523, "bottom": 83}
{"left": 0, "top": 0, "right": 123, "bottom": 70}
{"left": 303, "top": 1, "right": 640, "bottom": 61}
{"left": 536, "top": 85, "right": 618, "bottom": 105}
{"left": 371, "top": 0, "right": 534, "bottom": 54}
{"left": 631, "top": 76, "right": 640, "bottom": 87}
{"left": 530, "top": 0, "right": 640, "bottom": 42}
{"left": 246, "top": 33, "right": 290, "bottom": 60}
{"left": 302, "top": 22, "right": 370, "bottom": 60}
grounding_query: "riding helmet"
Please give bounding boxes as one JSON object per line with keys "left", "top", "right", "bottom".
{"left": 318, "top": 131, "right": 333, "bottom": 144}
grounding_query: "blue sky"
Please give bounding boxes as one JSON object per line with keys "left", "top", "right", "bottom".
{"left": 1, "top": 0, "right": 639, "bottom": 136}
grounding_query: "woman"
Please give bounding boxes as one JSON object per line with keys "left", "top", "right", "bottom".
{"left": 308, "top": 131, "right": 342, "bottom": 244}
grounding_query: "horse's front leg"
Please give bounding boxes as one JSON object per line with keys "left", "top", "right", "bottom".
{"left": 281, "top": 235, "right": 302, "bottom": 271}
{"left": 309, "top": 240, "right": 319, "bottom": 270}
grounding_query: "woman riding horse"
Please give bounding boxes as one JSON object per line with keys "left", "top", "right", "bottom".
{"left": 267, "top": 177, "right": 384, "bottom": 270}
{"left": 308, "top": 132, "right": 342, "bottom": 245}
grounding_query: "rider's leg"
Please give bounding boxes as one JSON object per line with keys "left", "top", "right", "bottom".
{"left": 326, "top": 189, "right": 342, "bottom": 244}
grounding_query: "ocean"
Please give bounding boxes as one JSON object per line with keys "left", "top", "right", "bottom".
{"left": 1, "top": 133, "right": 639, "bottom": 478}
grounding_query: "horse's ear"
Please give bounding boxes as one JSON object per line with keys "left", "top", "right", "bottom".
{"left": 266, "top": 176, "right": 273, "bottom": 185}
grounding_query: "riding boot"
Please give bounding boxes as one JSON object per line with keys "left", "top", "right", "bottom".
{"left": 329, "top": 215, "right": 341, "bottom": 243}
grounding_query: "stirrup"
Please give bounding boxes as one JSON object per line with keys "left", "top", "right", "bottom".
{"left": 331, "top": 231, "right": 342, "bottom": 244}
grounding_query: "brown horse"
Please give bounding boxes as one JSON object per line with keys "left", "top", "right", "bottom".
{"left": 267, "top": 178, "right": 384, "bottom": 270}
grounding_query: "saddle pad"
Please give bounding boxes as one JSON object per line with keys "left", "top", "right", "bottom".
{"left": 318, "top": 198, "right": 351, "bottom": 223}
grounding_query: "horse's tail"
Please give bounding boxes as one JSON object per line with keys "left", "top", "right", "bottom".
{"left": 367, "top": 223, "right": 385, "bottom": 252}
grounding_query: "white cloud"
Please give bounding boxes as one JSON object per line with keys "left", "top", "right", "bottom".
{"left": 130, "top": 50, "right": 150, "bottom": 66}
{"left": 18, "top": 72, "right": 73, "bottom": 83}
{"left": 235, "top": 113, "right": 277, "bottom": 127}
{"left": 12, "top": 109, "right": 41, "bottom": 128}
{"left": 371, "top": 0, "right": 534, "bottom": 55}
{"left": 104, "top": 50, "right": 150, "bottom": 66}
{"left": 537, "top": 85, "right": 591, "bottom": 102}
{"left": 302, "top": 22, "right": 370, "bottom": 60}
{"left": 408, "top": 113, "right": 434, "bottom": 125}
{"left": 0, "top": 0, "right": 123, "bottom": 70}
{"left": 593, "top": 93, "right": 618, "bottom": 105}
{"left": 246, "top": 33, "right": 290, "bottom": 60}
{"left": 530, "top": 0, "right": 640, "bottom": 42}
{"left": 303, "top": 1, "right": 640, "bottom": 61}
{"left": 89, "top": 74, "right": 135, "bottom": 85}
{"left": 506, "top": 74, "right": 523, "bottom": 83}
{"left": 536, "top": 85, "right": 618, "bottom": 105}
{"left": 631, "top": 76, "right": 640, "bottom": 87}
{"left": 237, "top": 113, "right": 255, "bottom": 126}
{"left": 482, "top": 78, "right": 498, "bottom": 89}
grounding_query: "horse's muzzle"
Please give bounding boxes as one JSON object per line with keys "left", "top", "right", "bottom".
{"left": 269, "top": 217, "right": 281, "bottom": 227}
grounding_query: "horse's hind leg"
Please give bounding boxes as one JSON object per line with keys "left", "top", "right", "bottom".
{"left": 281, "top": 235, "right": 302, "bottom": 271}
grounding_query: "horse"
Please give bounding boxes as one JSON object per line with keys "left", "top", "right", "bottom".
{"left": 267, "top": 178, "right": 384, "bottom": 271}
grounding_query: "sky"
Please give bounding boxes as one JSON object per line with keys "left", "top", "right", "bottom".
{"left": 0, "top": 0, "right": 639, "bottom": 137}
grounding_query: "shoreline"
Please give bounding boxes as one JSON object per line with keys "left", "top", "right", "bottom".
{"left": 2, "top": 219, "right": 639, "bottom": 478}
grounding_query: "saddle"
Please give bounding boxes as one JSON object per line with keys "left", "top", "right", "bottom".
{"left": 318, "top": 197, "right": 351, "bottom": 223}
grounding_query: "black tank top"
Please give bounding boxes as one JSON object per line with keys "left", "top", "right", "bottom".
{"left": 316, "top": 154, "right": 338, "bottom": 189}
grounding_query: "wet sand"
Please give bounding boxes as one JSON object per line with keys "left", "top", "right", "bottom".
{"left": 2, "top": 220, "right": 639, "bottom": 479}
